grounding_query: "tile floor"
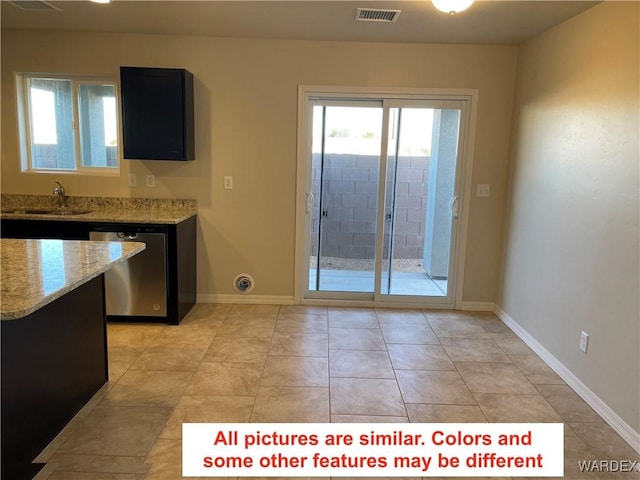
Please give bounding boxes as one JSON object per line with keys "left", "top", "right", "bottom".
{"left": 34, "top": 304, "right": 639, "bottom": 480}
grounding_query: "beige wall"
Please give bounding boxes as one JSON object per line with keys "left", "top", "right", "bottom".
{"left": 501, "top": 2, "right": 640, "bottom": 432}
{"left": 1, "top": 30, "right": 517, "bottom": 302}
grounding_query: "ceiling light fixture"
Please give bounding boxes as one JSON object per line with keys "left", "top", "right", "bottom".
{"left": 90, "top": 0, "right": 111, "bottom": 3}
{"left": 432, "top": 0, "right": 474, "bottom": 15}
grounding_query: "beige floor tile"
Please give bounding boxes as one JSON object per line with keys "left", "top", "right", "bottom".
{"left": 37, "top": 304, "right": 634, "bottom": 480}
{"left": 108, "top": 346, "right": 146, "bottom": 382}
{"left": 251, "top": 386, "right": 330, "bottom": 422}
{"left": 184, "top": 362, "right": 263, "bottom": 396}
{"left": 473, "top": 393, "right": 561, "bottom": 422}
{"left": 217, "top": 316, "right": 277, "bottom": 338}
{"left": 182, "top": 303, "right": 232, "bottom": 322}
{"left": 100, "top": 370, "right": 192, "bottom": 408}
{"left": 427, "top": 318, "right": 488, "bottom": 338}
{"left": 387, "top": 344, "right": 454, "bottom": 371}
{"left": 560, "top": 435, "right": 605, "bottom": 479}
{"left": 261, "top": 355, "right": 329, "bottom": 387}
{"left": 148, "top": 325, "right": 217, "bottom": 346}
{"left": 535, "top": 384, "right": 603, "bottom": 423}
{"left": 564, "top": 423, "right": 577, "bottom": 437}
{"left": 440, "top": 338, "right": 511, "bottom": 363}
{"left": 330, "top": 378, "right": 406, "bottom": 416}
{"left": 159, "top": 395, "right": 254, "bottom": 439}
{"left": 490, "top": 332, "right": 534, "bottom": 355}
{"left": 278, "top": 305, "right": 328, "bottom": 316}
{"left": 328, "top": 307, "right": 379, "bottom": 328}
{"left": 329, "top": 327, "right": 386, "bottom": 350}
{"left": 47, "top": 472, "right": 145, "bottom": 480}
{"left": 474, "top": 316, "right": 513, "bottom": 333}
{"left": 130, "top": 344, "right": 208, "bottom": 372}
{"left": 395, "top": 370, "right": 476, "bottom": 405}
{"left": 405, "top": 404, "right": 487, "bottom": 423}
{"left": 329, "top": 349, "right": 395, "bottom": 378}
{"left": 45, "top": 453, "right": 150, "bottom": 474}
{"left": 275, "top": 314, "right": 328, "bottom": 334}
{"left": 376, "top": 309, "right": 428, "bottom": 325}
{"left": 455, "top": 362, "right": 538, "bottom": 394}
{"left": 203, "top": 337, "right": 271, "bottom": 363}
{"left": 146, "top": 437, "right": 181, "bottom": 464}
{"left": 380, "top": 324, "right": 440, "bottom": 345}
{"left": 107, "top": 324, "right": 167, "bottom": 347}
{"left": 568, "top": 422, "right": 640, "bottom": 459}
{"left": 228, "top": 304, "right": 279, "bottom": 318}
{"left": 509, "top": 354, "right": 565, "bottom": 385}
{"left": 144, "top": 461, "right": 236, "bottom": 480}
{"left": 331, "top": 415, "right": 409, "bottom": 423}
{"left": 269, "top": 332, "right": 328, "bottom": 357}
{"left": 423, "top": 310, "right": 479, "bottom": 320}
{"left": 58, "top": 405, "right": 171, "bottom": 456}
{"left": 329, "top": 307, "right": 376, "bottom": 317}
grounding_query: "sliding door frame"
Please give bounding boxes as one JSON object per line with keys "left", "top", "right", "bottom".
{"left": 294, "top": 85, "right": 479, "bottom": 309}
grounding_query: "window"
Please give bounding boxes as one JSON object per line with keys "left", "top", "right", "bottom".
{"left": 17, "top": 74, "right": 119, "bottom": 173}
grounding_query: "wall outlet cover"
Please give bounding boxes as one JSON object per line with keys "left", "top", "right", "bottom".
{"left": 580, "top": 331, "right": 589, "bottom": 353}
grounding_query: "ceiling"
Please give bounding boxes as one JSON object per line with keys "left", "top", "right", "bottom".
{"left": 1, "top": 0, "right": 600, "bottom": 45}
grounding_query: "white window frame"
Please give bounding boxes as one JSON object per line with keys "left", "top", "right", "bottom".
{"left": 294, "top": 85, "right": 479, "bottom": 309}
{"left": 16, "top": 73, "right": 121, "bottom": 175}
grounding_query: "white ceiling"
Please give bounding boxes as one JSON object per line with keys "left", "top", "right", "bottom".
{"left": 1, "top": 0, "right": 600, "bottom": 45}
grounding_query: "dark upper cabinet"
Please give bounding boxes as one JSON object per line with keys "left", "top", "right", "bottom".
{"left": 120, "top": 67, "right": 195, "bottom": 161}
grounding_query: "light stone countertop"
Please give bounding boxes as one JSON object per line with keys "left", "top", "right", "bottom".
{"left": 1, "top": 238, "right": 145, "bottom": 320}
{"left": 1, "top": 194, "right": 197, "bottom": 224}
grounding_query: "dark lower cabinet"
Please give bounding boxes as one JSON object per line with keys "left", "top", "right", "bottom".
{"left": 0, "top": 216, "right": 197, "bottom": 325}
{"left": 1, "top": 275, "right": 107, "bottom": 480}
{"left": 0, "top": 218, "right": 90, "bottom": 240}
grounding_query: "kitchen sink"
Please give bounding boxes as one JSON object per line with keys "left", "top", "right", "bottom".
{"left": 6, "top": 209, "right": 92, "bottom": 216}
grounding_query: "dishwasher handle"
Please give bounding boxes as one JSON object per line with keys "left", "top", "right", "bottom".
{"left": 116, "top": 232, "right": 139, "bottom": 240}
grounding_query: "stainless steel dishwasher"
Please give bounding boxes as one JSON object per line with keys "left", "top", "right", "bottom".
{"left": 89, "top": 225, "right": 167, "bottom": 317}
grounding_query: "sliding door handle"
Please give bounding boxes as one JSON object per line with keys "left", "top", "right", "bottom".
{"left": 450, "top": 195, "right": 460, "bottom": 218}
{"left": 306, "top": 192, "right": 315, "bottom": 213}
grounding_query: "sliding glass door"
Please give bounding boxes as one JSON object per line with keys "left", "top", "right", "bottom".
{"left": 302, "top": 93, "right": 468, "bottom": 306}
{"left": 309, "top": 102, "right": 383, "bottom": 295}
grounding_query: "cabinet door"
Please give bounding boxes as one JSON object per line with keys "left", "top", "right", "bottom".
{"left": 120, "top": 67, "right": 194, "bottom": 161}
{"left": 0, "top": 220, "right": 89, "bottom": 240}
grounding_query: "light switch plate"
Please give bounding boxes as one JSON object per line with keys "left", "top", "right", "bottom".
{"left": 146, "top": 174, "right": 155, "bottom": 187}
{"left": 224, "top": 176, "right": 233, "bottom": 190}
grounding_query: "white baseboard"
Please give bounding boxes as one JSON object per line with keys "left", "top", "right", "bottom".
{"left": 197, "top": 294, "right": 295, "bottom": 305}
{"left": 459, "top": 301, "right": 497, "bottom": 312}
{"left": 495, "top": 305, "right": 640, "bottom": 455}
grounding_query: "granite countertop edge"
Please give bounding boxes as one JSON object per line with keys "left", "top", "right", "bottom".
{"left": 1, "top": 240, "right": 146, "bottom": 321}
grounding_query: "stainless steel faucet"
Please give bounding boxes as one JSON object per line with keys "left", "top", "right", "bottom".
{"left": 53, "top": 181, "right": 67, "bottom": 209}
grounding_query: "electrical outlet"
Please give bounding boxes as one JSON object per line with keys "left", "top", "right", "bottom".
{"left": 146, "top": 174, "right": 155, "bottom": 187}
{"left": 128, "top": 173, "right": 137, "bottom": 187}
{"left": 579, "top": 331, "right": 589, "bottom": 353}
{"left": 224, "top": 176, "right": 233, "bottom": 190}
{"left": 476, "top": 184, "right": 491, "bottom": 198}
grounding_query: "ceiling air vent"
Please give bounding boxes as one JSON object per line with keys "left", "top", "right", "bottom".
{"left": 8, "top": 1, "right": 61, "bottom": 11}
{"left": 355, "top": 8, "right": 401, "bottom": 23}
